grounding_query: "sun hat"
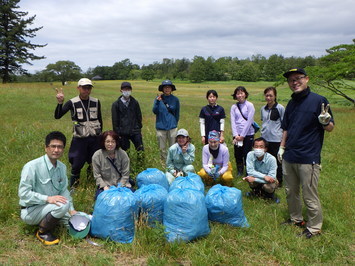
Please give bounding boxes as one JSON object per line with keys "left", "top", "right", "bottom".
{"left": 68, "top": 212, "right": 91, "bottom": 239}
{"left": 158, "top": 80, "right": 176, "bottom": 91}
{"left": 283, "top": 68, "right": 307, "bottom": 78}
{"left": 78, "top": 78, "right": 93, "bottom": 87}
{"left": 176, "top": 128, "right": 189, "bottom": 137}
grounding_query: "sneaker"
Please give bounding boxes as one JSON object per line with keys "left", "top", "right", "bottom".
{"left": 298, "top": 229, "right": 321, "bottom": 239}
{"left": 274, "top": 197, "right": 280, "bottom": 204}
{"left": 281, "top": 219, "right": 306, "bottom": 228}
{"left": 36, "top": 230, "right": 60, "bottom": 245}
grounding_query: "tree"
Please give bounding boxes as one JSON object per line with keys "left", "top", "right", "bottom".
{"left": 0, "top": 0, "right": 46, "bottom": 83}
{"left": 141, "top": 65, "right": 155, "bottom": 81}
{"left": 44, "top": 60, "right": 82, "bottom": 85}
{"left": 307, "top": 40, "right": 355, "bottom": 105}
{"left": 189, "top": 56, "right": 207, "bottom": 83}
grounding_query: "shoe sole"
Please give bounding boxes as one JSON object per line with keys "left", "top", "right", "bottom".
{"left": 36, "top": 231, "right": 60, "bottom": 246}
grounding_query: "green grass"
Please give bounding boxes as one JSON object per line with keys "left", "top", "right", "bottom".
{"left": 0, "top": 80, "right": 354, "bottom": 265}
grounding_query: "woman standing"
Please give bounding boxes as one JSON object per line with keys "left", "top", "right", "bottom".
{"left": 230, "top": 86, "right": 255, "bottom": 176}
{"left": 152, "top": 80, "right": 180, "bottom": 163}
{"left": 92, "top": 130, "right": 131, "bottom": 199}
{"left": 199, "top": 90, "right": 226, "bottom": 145}
{"left": 260, "top": 87, "right": 285, "bottom": 186}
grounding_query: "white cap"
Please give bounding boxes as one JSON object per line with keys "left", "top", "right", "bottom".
{"left": 78, "top": 78, "right": 93, "bottom": 87}
{"left": 176, "top": 128, "right": 189, "bottom": 137}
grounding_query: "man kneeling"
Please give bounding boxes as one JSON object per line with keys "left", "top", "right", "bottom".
{"left": 243, "top": 137, "right": 279, "bottom": 203}
{"left": 18, "top": 131, "right": 77, "bottom": 245}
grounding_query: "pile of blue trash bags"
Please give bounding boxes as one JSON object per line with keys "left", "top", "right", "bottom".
{"left": 90, "top": 168, "right": 249, "bottom": 243}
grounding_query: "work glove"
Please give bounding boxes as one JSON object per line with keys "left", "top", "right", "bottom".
{"left": 318, "top": 103, "right": 331, "bottom": 126}
{"left": 277, "top": 146, "right": 285, "bottom": 163}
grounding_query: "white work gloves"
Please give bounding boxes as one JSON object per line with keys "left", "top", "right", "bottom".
{"left": 318, "top": 103, "right": 331, "bottom": 126}
{"left": 277, "top": 146, "right": 285, "bottom": 163}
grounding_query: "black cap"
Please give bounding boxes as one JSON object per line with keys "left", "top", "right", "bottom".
{"left": 121, "top": 82, "right": 132, "bottom": 89}
{"left": 158, "top": 80, "right": 176, "bottom": 91}
{"left": 283, "top": 68, "right": 307, "bottom": 78}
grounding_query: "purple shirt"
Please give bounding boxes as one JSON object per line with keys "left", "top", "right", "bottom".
{"left": 230, "top": 100, "right": 255, "bottom": 137}
{"left": 202, "top": 144, "right": 230, "bottom": 175}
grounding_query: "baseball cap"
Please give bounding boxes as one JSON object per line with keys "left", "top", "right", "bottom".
{"left": 158, "top": 80, "right": 176, "bottom": 91}
{"left": 78, "top": 78, "right": 93, "bottom": 87}
{"left": 121, "top": 82, "right": 132, "bottom": 89}
{"left": 68, "top": 212, "right": 91, "bottom": 239}
{"left": 176, "top": 128, "right": 189, "bottom": 137}
{"left": 283, "top": 68, "right": 307, "bottom": 78}
{"left": 208, "top": 130, "right": 220, "bottom": 141}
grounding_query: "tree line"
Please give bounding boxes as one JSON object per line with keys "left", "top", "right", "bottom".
{"left": 17, "top": 54, "right": 318, "bottom": 84}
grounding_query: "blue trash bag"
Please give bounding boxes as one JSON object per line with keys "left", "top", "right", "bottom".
{"left": 205, "top": 184, "right": 249, "bottom": 227}
{"left": 90, "top": 186, "right": 138, "bottom": 243}
{"left": 134, "top": 184, "right": 168, "bottom": 226}
{"left": 163, "top": 188, "right": 210, "bottom": 242}
{"left": 137, "top": 168, "right": 169, "bottom": 191}
{"left": 169, "top": 172, "right": 205, "bottom": 193}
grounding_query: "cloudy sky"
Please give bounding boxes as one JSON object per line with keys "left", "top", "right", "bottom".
{"left": 19, "top": 0, "right": 354, "bottom": 73}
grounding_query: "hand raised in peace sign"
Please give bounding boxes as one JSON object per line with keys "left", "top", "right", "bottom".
{"left": 55, "top": 88, "right": 64, "bottom": 104}
{"left": 318, "top": 103, "right": 331, "bottom": 126}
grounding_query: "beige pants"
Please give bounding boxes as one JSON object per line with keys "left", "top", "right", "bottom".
{"left": 156, "top": 128, "right": 177, "bottom": 161}
{"left": 283, "top": 160, "right": 322, "bottom": 234}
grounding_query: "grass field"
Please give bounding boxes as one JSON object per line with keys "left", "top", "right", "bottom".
{"left": 0, "top": 80, "right": 354, "bottom": 265}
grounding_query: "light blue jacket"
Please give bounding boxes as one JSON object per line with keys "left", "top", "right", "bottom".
{"left": 246, "top": 151, "right": 277, "bottom": 184}
{"left": 18, "top": 155, "right": 74, "bottom": 211}
{"left": 166, "top": 143, "right": 195, "bottom": 173}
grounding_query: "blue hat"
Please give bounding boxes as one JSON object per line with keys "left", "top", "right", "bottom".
{"left": 158, "top": 80, "right": 176, "bottom": 91}
{"left": 208, "top": 130, "right": 220, "bottom": 141}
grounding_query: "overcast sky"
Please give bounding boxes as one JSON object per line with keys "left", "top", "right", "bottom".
{"left": 19, "top": 0, "right": 354, "bottom": 73}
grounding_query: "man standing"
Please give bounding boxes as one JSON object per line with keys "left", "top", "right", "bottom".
{"left": 152, "top": 80, "right": 180, "bottom": 162}
{"left": 55, "top": 78, "right": 102, "bottom": 187}
{"left": 278, "top": 68, "right": 334, "bottom": 239}
{"left": 111, "top": 82, "right": 144, "bottom": 152}
{"left": 19, "top": 131, "right": 77, "bottom": 245}
{"left": 244, "top": 137, "right": 279, "bottom": 203}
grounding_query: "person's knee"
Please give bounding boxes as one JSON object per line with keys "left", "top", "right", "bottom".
{"left": 183, "top": 165, "right": 195, "bottom": 173}
{"left": 51, "top": 202, "right": 70, "bottom": 219}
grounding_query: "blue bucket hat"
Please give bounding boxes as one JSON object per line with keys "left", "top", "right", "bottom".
{"left": 158, "top": 80, "right": 176, "bottom": 91}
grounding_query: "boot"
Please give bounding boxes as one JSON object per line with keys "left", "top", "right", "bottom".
{"left": 36, "top": 212, "right": 60, "bottom": 246}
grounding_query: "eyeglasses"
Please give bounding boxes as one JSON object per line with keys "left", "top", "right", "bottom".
{"left": 288, "top": 76, "right": 306, "bottom": 83}
{"left": 48, "top": 144, "right": 64, "bottom": 150}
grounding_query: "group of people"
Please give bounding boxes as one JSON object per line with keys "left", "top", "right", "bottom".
{"left": 18, "top": 68, "right": 334, "bottom": 246}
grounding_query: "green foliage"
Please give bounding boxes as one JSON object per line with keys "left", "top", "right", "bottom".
{"left": 0, "top": 0, "right": 46, "bottom": 83}
{"left": 44, "top": 60, "right": 82, "bottom": 85}
{"left": 307, "top": 40, "right": 355, "bottom": 105}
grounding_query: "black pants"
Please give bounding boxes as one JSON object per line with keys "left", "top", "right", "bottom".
{"left": 234, "top": 135, "right": 254, "bottom": 167}
{"left": 69, "top": 136, "right": 100, "bottom": 177}
{"left": 267, "top": 142, "right": 283, "bottom": 185}
{"left": 119, "top": 133, "right": 144, "bottom": 151}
